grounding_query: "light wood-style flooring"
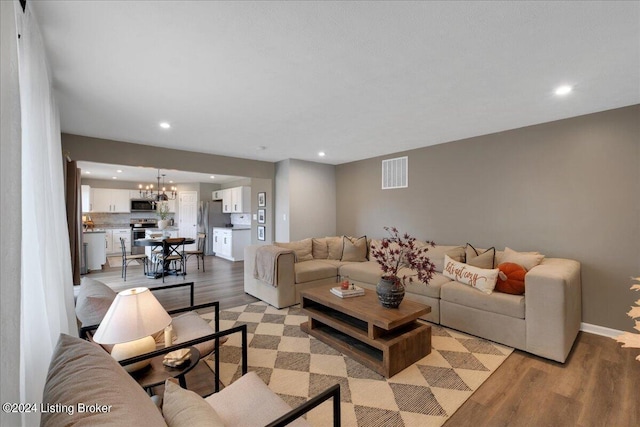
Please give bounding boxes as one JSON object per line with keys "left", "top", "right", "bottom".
{"left": 87, "top": 256, "right": 640, "bottom": 426}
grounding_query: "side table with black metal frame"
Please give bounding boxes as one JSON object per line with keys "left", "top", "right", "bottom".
{"left": 130, "top": 346, "right": 200, "bottom": 395}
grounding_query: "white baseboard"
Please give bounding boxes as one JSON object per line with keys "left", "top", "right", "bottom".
{"left": 580, "top": 322, "right": 623, "bottom": 338}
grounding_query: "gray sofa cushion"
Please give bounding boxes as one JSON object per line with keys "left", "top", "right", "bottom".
{"left": 425, "top": 245, "right": 465, "bottom": 272}
{"left": 441, "top": 281, "right": 525, "bottom": 319}
{"left": 339, "top": 261, "right": 382, "bottom": 284}
{"left": 42, "top": 334, "right": 167, "bottom": 427}
{"left": 171, "top": 311, "right": 217, "bottom": 357}
{"left": 75, "top": 277, "right": 117, "bottom": 327}
{"left": 163, "top": 379, "right": 224, "bottom": 426}
{"left": 206, "top": 371, "right": 310, "bottom": 426}
{"left": 401, "top": 271, "right": 452, "bottom": 298}
{"left": 295, "top": 260, "right": 338, "bottom": 283}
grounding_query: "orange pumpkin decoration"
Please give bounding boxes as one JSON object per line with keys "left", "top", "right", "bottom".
{"left": 495, "top": 262, "right": 526, "bottom": 295}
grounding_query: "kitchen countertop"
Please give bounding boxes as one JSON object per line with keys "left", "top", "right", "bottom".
{"left": 214, "top": 226, "right": 250, "bottom": 231}
{"left": 145, "top": 226, "right": 179, "bottom": 232}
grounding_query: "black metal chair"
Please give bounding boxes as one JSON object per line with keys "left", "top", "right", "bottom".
{"left": 120, "top": 237, "right": 148, "bottom": 281}
{"left": 184, "top": 232, "right": 206, "bottom": 274}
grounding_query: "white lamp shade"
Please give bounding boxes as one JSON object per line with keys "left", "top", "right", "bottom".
{"left": 93, "top": 287, "right": 171, "bottom": 345}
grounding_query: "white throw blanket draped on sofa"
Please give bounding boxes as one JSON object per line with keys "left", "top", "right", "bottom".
{"left": 254, "top": 246, "right": 293, "bottom": 286}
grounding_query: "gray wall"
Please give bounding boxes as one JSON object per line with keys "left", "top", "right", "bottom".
{"left": 275, "top": 160, "right": 291, "bottom": 242}
{"left": 1, "top": 1, "right": 21, "bottom": 424}
{"left": 275, "top": 159, "right": 337, "bottom": 242}
{"left": 63, "top": 133, "right": 275, "bottom": 179}
{"left": 336, "top": 105, "right": 640, "bottom": 332}
{"left": 250, "top": 178, "right": 275, "bottom": 244}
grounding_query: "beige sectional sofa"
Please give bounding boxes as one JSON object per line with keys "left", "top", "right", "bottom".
{"left": 244, "top": 237, "right": 581, "bottom": 363}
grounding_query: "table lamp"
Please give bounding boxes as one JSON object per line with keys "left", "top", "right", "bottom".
{"left": 93, "top": 287, "right": 172, "bottom": 373}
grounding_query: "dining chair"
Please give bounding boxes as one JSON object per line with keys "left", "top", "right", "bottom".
{"left": 120, "top": 237, "right": 148, "bottom": 281}
{"left": 184, "top": 232, "right": 206, "bottom": 274}
{"left": 153, "top": 237, "right": 186, "bottom": 282}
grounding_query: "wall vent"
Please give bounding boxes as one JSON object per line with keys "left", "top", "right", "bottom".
{"left": 381, "top": 156, "right": 408, "bottom": 189}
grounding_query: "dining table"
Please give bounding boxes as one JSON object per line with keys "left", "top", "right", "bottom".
{"left": 134, "top": 237, "right": 195, "bottom": 279}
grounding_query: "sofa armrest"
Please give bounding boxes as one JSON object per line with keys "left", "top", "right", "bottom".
{"left": 524, "top": 258, "right": 581, "bottom": 362}
{"left": 244, "top": 245, "right": 298, "bottom": 308}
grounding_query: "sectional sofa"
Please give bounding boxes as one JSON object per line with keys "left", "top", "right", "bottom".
{"left": 244, "top": 236, "right": 581, "bottom": 363}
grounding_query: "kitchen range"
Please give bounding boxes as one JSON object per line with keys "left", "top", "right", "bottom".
{"left": 130, "top": 218, "right": 158, "bottom": 254}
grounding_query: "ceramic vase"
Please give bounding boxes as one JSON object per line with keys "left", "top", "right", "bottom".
{"left": 158, "top": 219, "right": 169, "bottom": 230}
{"left": 376, "top": 277, "right": 405, "bottom": 308}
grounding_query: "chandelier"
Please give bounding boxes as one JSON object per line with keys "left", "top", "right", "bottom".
{"left": 138, "top": 169, "right": 177, "bottom": 201}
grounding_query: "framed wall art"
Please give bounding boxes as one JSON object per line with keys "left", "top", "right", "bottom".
{"left": 257, "top": 192, "right": 266, "bottom": 207}
{"left": 257, "top": 209, "right": 266, "bottom": 224}
{"left": 257, "top": 225, "right": 266, "bottom": 241}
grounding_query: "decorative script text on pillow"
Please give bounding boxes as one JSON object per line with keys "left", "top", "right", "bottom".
{"left": 443, "top": 255, "right": 499, "bottom": 294}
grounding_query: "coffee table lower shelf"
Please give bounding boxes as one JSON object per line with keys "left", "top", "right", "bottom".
{"left": 301, "top": 317, "right": 431, "bottom": 378}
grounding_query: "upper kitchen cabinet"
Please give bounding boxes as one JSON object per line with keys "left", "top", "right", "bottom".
{"left": 91, "top": 188, "right": 131, "bottom": 213}
{"left": 212, "top": 189, "right": 225, "bottom": 201}
{"left": 230, "top": 186, "right": 250, "bottom": 213}
{"left": 220, "top": 186, "right": 250, "bottom": 213}
{"left": 81, "top": 185, "right": 92, "bottom": 212}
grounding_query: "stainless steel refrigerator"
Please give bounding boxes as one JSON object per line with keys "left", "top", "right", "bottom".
{"left": 198, "top": 200, "right": 230, "bottom": 255}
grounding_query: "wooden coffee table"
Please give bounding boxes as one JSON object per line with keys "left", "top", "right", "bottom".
{"left": 300, "top": 284, "right": 431, "bottom": 377}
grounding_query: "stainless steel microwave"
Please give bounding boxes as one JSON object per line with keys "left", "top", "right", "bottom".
{"left": 130, "top": 199, "right": 156, "bottom": 212}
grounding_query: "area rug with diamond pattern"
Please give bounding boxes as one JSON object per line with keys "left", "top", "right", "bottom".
{"left": 202, "top": 301, "right": 513, "bottom": 427}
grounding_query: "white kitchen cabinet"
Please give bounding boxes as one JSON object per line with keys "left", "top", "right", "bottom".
{"left": 213, "top": 227, "right": 250, "bottom": 261}
{"left": 91, "top": 188, "right": 131, "bottom": 213}
{"left": 81, "top": 185, "right": 92, "bottom": 212}
{"left": 164, "top": 198, "right": 177, "bottom": 213}
{"left": 83, "top": 231, "right": 106, "bottom": 271}
{"left": 221, "top": 189, "right": 232, "bottom": 213}
{"left": 104, "top": 230, "right": 113, "bottom": 254}
{"left": 212, "top": 190, "right": 225, "bottom": 201}
{"left": 230, "top": 186, "right": 251, "bottom": 213}
{"left": 221, "top": 186, "right": 250, "bottom": 213}
{"left": 213, "top": 228, "right": 231, "bottom": 257}
{"left": 104, "top": 228, "right": 131, "bottom": 255}
{"left": 112, "top": 229, "right": 131, "bottom": 253}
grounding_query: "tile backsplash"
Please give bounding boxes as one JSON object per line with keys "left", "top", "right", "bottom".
{"left": 231, "top": 213, "right": 251, "bottom": 226}
{"left": 86, "top": 212, "right": 173, "bottom": 226}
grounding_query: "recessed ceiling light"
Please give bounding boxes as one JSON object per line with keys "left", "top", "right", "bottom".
{"left": 210, "top": 175, "right": 215, "bottom": 179}
{"left": 554, "top": 85, "right": 572, "bottom": 96}
{"left": 116, "top": 169, "right": 122, "bottom": 173}
{"left": 169, "top": 180, "right": 174, "bottom": 184}
{"left": 159, "top": 122, "right": 171, "bottom": 129}
{"left": 112, "top": 177, "right": 117, "bottom": 180}
{"left": 85, "top": 171, "right": 91, "bottom": 174}
{"left": 318, "top": 151, "right": 326, "bottom": 157}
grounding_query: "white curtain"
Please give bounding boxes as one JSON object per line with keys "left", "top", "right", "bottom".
{"left": 15, "top": 2, "right": 77, "bottom": 425}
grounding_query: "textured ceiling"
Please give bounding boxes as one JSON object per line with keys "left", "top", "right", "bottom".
{"left": 31, "top": 1, "right": 639, "bottom": 166}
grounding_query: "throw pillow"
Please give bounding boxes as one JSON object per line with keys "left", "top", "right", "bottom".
{"left": 312, "top": 237, "right": 329, "bottom": 259}
{"left": 495, "top": 262, "right": 527, "bottom": 295}
{"left": 443, "top": 254, "right": 499, "bottom": 294}
{"left": 274, "top": 238, "right": 313, "bottom": 262}
{"left": 341, "top": 235, "right": 368, "bottom": 262}
{"left": 163, "top": 379, "right": 225, "bottom": 427}
{"left": 75, "top": 277, "right": 117, "bottom": 326}
{"left": 41, "top": 334, "right": 167, "bottom": 427}
{"left": 465, "top": 243, "right": 496, "bottom": 269}
{"left": 424, "top": 244, "right": 465, "bottom": 272}
{"left": 501, "top": 247, "right": 545, "bottom": 271}
{"left": 326, "top": 236, "right": 344, "bottom": 260}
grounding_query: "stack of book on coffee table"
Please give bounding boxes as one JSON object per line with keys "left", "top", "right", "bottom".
{"left": 330, "top": 285, "right": 365, "bottom": 298}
